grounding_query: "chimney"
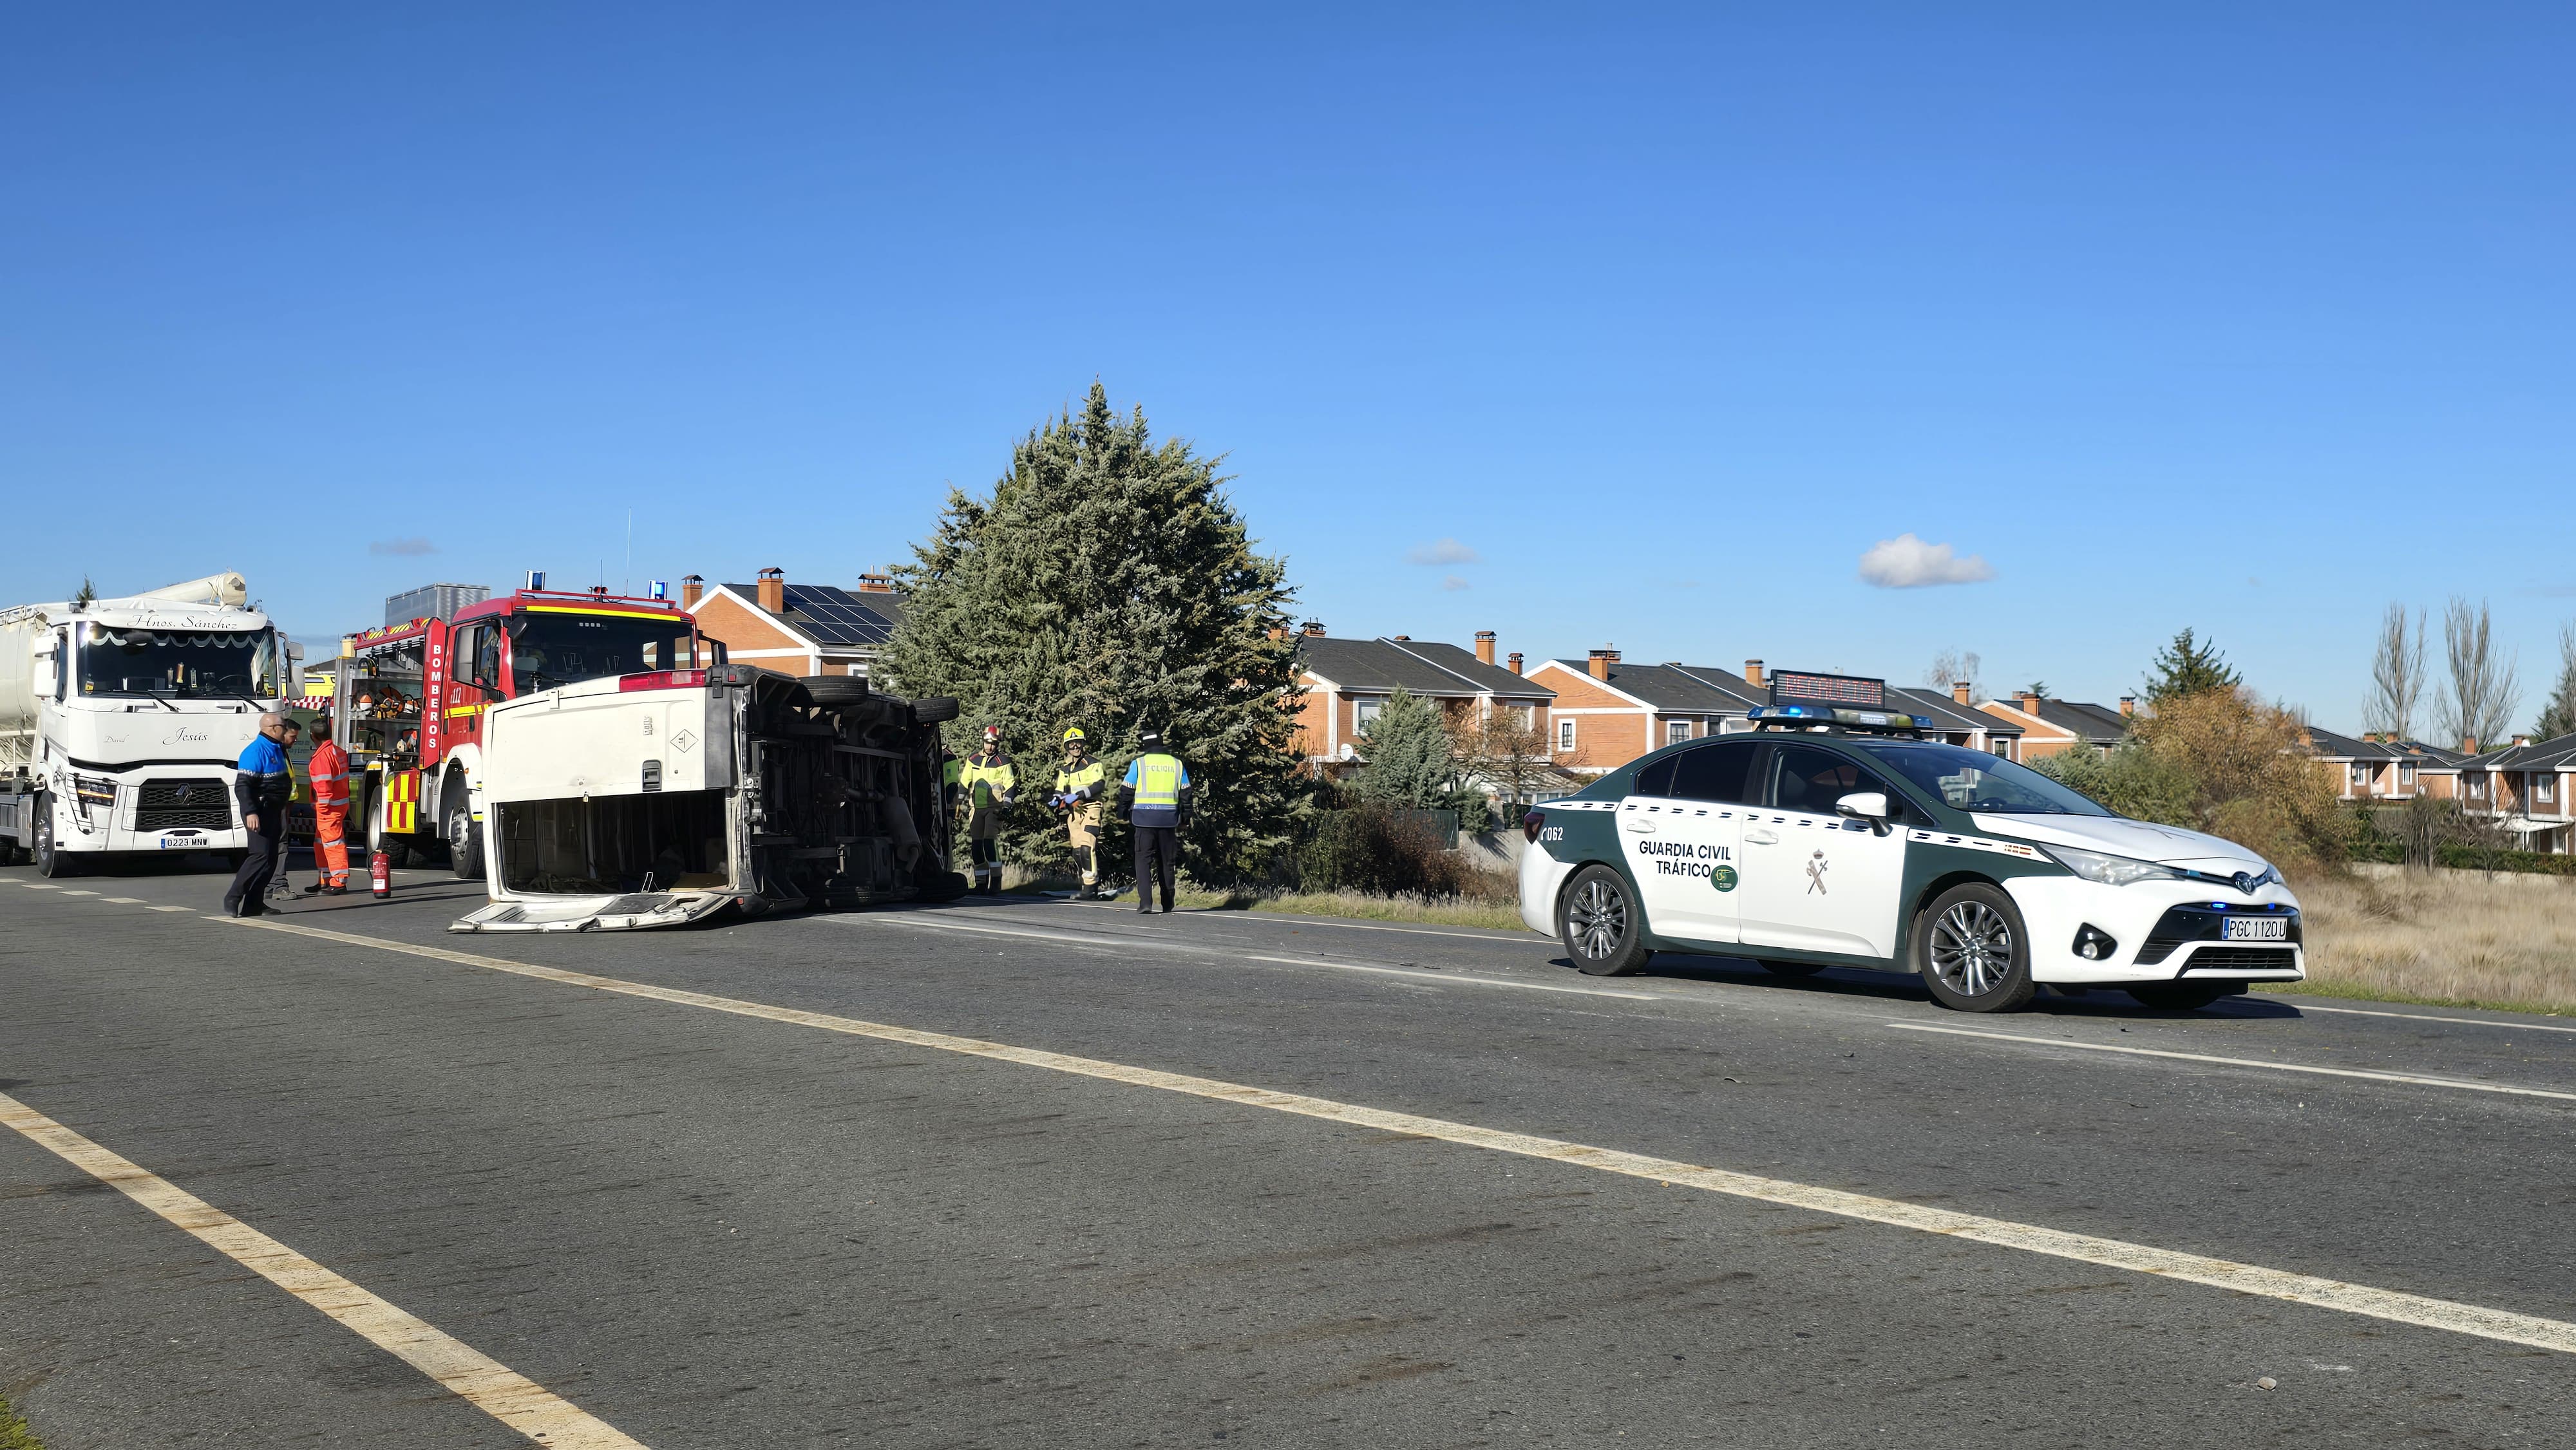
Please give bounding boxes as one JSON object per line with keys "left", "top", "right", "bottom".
{"left": 1302, "top": 620, "right": 1325, "bottom": 636}
{"left": 1392, "top": 634, "right": 1410, "bottom": 641}
{"left": 1951, "top": 680, "right": 1971, "bottom": 706}
{"left": 1506, "top": 652, "right": 1523, "bottom": 675}
{"left": 679, "top": 574, "right": 703, "bottom": 609}
{"left": 2119, "top": 695, "right": 2136, "bottom": 717}
{"left": 2514, "top": 735, "right": 2533, "bottom": 748}
{"left": 2019, "top": 690, "right": 2041, "bottom": 714}
{"left": 1267, "top": 625, "right": 1285, "bottom": 641}
{"left": 857, "top": 572, "right": 894, "bottom": 594}
{"left": 1744, "top": 659, "right": 1765, "bottom": 690}
{"left": 1474, "top": 630, "right": 1496, "bottom": 666}
{"left": 757, "top": 567, "right": 786, "bottom": 616}
{"left": 1588, "top": 648, "right": 1619, "bottom": 681}
{"left": 2461, "top": 734, "right": 2478, "bottom": 755}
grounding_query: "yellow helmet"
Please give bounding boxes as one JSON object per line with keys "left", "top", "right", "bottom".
{"left": 1062, "top": 726, "right": 1086, "bottom": 743}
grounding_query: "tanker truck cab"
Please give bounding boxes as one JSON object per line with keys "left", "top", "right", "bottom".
{"left": 0, "top": 574, "right": 281, "bottom": 876}
{"left": 450, "top": 663, "right": 961, "bottom": 932}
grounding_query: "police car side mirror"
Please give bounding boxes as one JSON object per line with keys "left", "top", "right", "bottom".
{"left": 1835, "top": 791, "right": 1891, "bottom": 834}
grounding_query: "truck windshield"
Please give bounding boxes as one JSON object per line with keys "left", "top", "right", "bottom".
{"left": 507, "top": 613, "right": 696, "bottom": 695}
{"left": 1852, "top": 741, "right": 2112, "bottom": 816}
{"left": 79, "top": 625, "right": 281, "bottom": 700}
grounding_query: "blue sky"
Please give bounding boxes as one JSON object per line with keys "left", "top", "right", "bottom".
{"left": 5, "top": 5, "right": 2570, "bottom": 730}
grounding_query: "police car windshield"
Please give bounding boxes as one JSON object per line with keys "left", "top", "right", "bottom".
{"left": 1853, "top": 742, "right": 2110, "bottom": 816}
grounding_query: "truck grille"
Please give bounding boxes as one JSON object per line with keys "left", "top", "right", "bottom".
{"left": 136, "top": 778, "right": 233, "bottom": 832}
{"left": 2179, "top": 946, "right": 2300, "bottom": 973}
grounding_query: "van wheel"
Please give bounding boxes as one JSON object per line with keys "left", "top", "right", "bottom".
{"left": 1558, "top": 865, "right": 1651, "bottom": 976}
{"left": 34, "top": 796, "right": 77, "bottom": 878}
{"left": 446, "top": 797, "right": 483, "bottom": 880}
{"left": 1915, "top": 883, "right": 2036, "bottom": 1012}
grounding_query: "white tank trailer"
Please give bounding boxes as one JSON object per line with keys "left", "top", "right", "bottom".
{"left": 0, "top": 571, "right": 287, "bottom": 876}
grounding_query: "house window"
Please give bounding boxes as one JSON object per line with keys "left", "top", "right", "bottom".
{"left": 1511, "top": 704, "right": 1535, "bottom": 731}
{"left": 1666, "top": 719, "right": 1691, "bottom": 746}
{"left": 2468, "top": 773, "right": 2486, "bottom": 798}
{"left": 2541, "top": 775, "right": 2558, "bottom": 804}
{"left": 1557, "top": 719, "right": 1577, "bottom": 752}
{"left": 1991, "top": 738, "right": 2013, "bottom": 760}
{"left": 1354, "top": 698, "right": 1383, "bottom": 732}
{"left": 2349, "top": 764, "right": 2366, "bottom": 787}
{"left": 2400, "top": 762, "right": 2416, "bottom": 787}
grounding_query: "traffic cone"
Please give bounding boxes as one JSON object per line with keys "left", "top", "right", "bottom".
{"left": 370, "top": 849, "right": 392, "bottom": 899}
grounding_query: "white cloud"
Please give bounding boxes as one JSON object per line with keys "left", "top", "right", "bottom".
{"left": 369, "top": 537, "right": 438, "bottom": 557}
{"left": 1406, "top": 538, "right": 1481, "bottom": 566}
{"left": 1857, "top": 533, "right": 1995, "bottom": 588}
{"left": 1441, "top": 574, "right": 1470, "bottom": 592}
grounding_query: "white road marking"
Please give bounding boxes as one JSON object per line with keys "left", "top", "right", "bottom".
{"left": 226, "top": 915, "right": 2576, "bottom": 1357}
{"left": 0, "top": 1088, "right": 647, "bottom": 1449}
{"left": 2289, "top": 1002, "right": 2576, "bottom": 1036}
{"left": 102, "top": 896, "right": 145, "bottom": 904}
{"left": 19, "top": 883, "right": 58, "bottom": 889}
{"left": 1054, "top": 898, "right": 1544, "bottom": 944}
{"left": 59, "top": 890, "right": 97, "bottom": 896}
{"left": 1890, "top": 1023, "right": 2576, "bottom": 1102}
{"left": 150, "top": 905, "right": 194, "bottom": 912}
{"left": 862, "top": 914, "right": 1657, "bottom": 1001}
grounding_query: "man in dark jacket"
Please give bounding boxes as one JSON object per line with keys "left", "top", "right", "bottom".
{"left": 223, "top": 712, "right": 296, "bottom": 917}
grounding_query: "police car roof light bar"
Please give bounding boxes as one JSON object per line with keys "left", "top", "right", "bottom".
{"left": 1745, "top": 703, "right": 1934, "bottom": 736}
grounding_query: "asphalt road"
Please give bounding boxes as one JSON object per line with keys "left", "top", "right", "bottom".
{"left": 4, "top": 858, "right": 2573, "bottom": 1447}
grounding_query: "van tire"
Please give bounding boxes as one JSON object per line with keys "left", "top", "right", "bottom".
{"left": 909, "top": 697, "right": 960, "bottom": 725}
{"left": 800, "top": 677, "right": 872, "bottom": 708}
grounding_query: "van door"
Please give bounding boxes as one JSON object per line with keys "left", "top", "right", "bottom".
{"left": 1736, "top": 743, "right": 1908, "bottom": 960}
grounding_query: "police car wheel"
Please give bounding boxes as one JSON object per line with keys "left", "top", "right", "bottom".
{"left": 1915, "top": 883, "right": 2036, "bottom": 1012}
{"left": 1559, "top": 865, "right": 1651, "bottom": 977}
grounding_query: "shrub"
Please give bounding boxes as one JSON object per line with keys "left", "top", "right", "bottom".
{"left": 1297, "top": 801, "right": 1490, "bottom": 897}
{"left": 2033, "top": 689, "right": 2353, "bottom": 872}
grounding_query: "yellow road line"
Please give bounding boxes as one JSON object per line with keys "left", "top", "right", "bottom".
{"left": 0, "top": 1091, "right": 647, "bottom": 1448}
{"left": 229, "top": 915, "right": 2576, "bottom": 1356}
{"left": 1889, "top": 1022, "right": 2576, "bottom": 1102}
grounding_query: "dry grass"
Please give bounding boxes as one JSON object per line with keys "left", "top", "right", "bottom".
{"left": 2283, "top": 869, "right": 2576, "bottom": 1015}
{"left": 1170, "top": 886, "right": 1530, "bottom": 932}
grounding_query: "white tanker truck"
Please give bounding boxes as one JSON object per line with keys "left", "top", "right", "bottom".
{"left": 0, "top": 572, "right": 286, "bottom": 876}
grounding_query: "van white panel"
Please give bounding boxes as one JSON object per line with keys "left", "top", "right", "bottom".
{"left": 480, "top": 686, "right": 734, "bottom": 804}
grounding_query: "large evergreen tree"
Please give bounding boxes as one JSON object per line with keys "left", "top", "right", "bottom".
{"left": 882, "top": 382, "right": 1307, "bottom": 882}
{"left": 2142, "top": 627, "right": 2241, "bottom": 704}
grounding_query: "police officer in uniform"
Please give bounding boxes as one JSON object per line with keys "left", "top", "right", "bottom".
{"left": 1050, "top": 727, "right": 1109, "bottom": 899}
{"left": 955, "top": 724, "right": 1016, "bottom": 896}
{"left": 1117, "top": 728, "right": 1192, "bottom": 914}
{"left": 223, "top": 711, "right": 296, "bottom": 917}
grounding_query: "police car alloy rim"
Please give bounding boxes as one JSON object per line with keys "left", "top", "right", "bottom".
{"left": 1569, "top": 878, "right": 1626, "bottom": 960}
{"left": 1929, "top": 900, "right": 2014, "bottom": 997}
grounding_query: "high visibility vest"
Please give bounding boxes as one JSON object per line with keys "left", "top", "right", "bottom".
{"left": 1130, "top": 753, "right": 1184, "bottom": 809}
{"left": 1055, "top": 759, "right": 1106, "bottom": 798}
{"left": 308, "top": 740, "right": 352, "bottom": 809}
{"left": 958, "top": 753, "right": 1014, "bottom": 805}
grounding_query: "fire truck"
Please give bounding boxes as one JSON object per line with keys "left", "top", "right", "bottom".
{"left": 320, "top": 580, "right": 710, "bottom": 878}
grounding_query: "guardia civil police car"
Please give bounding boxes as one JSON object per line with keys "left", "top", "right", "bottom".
{"left": 1518, "top": 671, "right": 2304, "bottom": 1012}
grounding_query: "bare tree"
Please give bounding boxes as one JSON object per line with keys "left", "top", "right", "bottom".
{"left": 2365, "top": 603, "right": 2426, "bottom": 740}
{"left": 2438, "top": 596, "right": 2521, "bottom": 753}
{"left": 1924, "top": 648, "right": 1982, "bottom": 699}
{"left": 1450, "top": 704, "right": 1558, "bottom": 823}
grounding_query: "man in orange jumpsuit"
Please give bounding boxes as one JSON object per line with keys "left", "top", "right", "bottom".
{"left": 303, "top": 715, "right": 353, "bottom": 895}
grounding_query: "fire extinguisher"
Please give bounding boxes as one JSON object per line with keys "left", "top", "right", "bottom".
{"left": 370, "top": 849, "right": 392, "bottom": 899}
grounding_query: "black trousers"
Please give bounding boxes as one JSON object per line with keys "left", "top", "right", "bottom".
{"left": 1133, "top": 825, "right": 1178, "bottom": 909}
{"left": 224, "top": 809, "right": 285, "bottom": 916}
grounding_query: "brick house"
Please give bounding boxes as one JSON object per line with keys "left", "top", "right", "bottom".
{"left": 2465, "top": 731, "right": 2576, "bottom": 853}
{"left": 683, "top": 568, "right": 904, "bottom": 679}
{"left": 1894, "top": 683, "right": 2024, "bottom": 758}
{"left": 1978, "top": 692, "right": 2132, "bottom": 761}
{"left": 1523, "top": 652, "right": 1769, "bottom": 774}
{"left": 1291, "top": 627, "right": 1555, "bottom": 787}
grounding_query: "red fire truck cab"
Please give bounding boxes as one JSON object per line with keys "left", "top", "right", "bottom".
{"left": 326, "top": 585, "right": 712, "bottom": 878}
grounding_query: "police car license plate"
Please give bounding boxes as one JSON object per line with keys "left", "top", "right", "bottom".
{"left": 2223, "top": 917, "right": 2287, "bottom": 941}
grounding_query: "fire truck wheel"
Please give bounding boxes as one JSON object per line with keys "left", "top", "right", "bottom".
{"left": 446, "top": 798, "right": 483, "bottom": 880}
{"left": 909, "top": 696, "right": 960, "bottom": 725}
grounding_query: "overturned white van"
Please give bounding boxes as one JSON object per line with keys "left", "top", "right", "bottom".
{"left": 450, "top": 664, "right": 962, "bottom": 932}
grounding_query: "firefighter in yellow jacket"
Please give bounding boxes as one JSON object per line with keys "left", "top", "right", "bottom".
{"left": 956, "top": 723, "right": 1017, "bottom": 896}
{"left": 1049, "top": 727, "right": 1110, "bottom": 899}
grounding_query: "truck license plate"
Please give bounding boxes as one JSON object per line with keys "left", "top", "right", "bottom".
{"left": 2223, "top": 916, "right": 2287, "bottom": 941}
